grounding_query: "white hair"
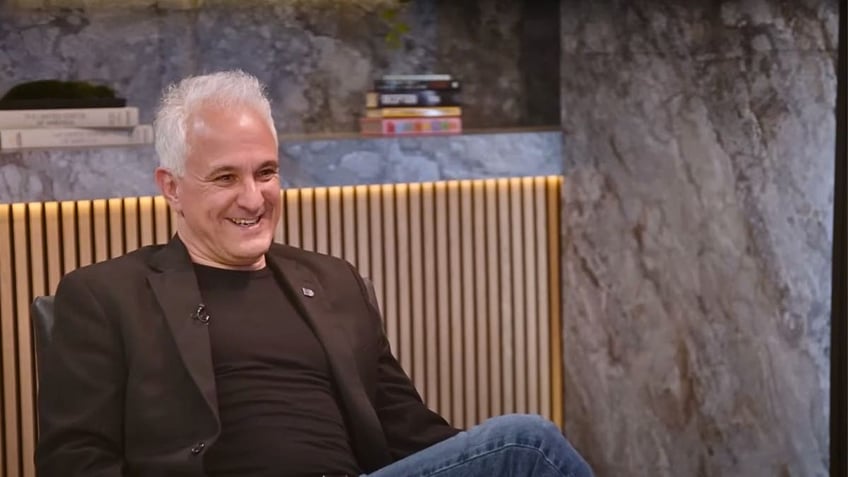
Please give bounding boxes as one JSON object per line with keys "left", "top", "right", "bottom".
{"left": 154, "top": 70, "right": 278, "bottom": 176}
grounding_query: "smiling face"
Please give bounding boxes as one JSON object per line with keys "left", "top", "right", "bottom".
{"left": 155, "top": 102, "right": 280, "bottom": 270}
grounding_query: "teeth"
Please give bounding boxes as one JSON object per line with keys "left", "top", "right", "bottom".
{"left": 229, "top": 217, "right": 259, "bottom": 226}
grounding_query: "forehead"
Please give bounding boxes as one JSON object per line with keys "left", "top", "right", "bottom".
{"left": 185, "top": 103, "right": 278, "bottom": 171}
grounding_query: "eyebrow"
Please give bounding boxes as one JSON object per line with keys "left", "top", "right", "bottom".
{"left": 204, "top": 161, "right": 279, "bottom": 178}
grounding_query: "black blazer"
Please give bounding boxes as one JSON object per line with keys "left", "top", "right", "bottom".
{"left": 36, "top": 237, "right": 458, "bottom": 477}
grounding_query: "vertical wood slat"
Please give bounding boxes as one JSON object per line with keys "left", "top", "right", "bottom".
{"left": 510, "top": 178, "right": 527, "bottom": 414}
{"left": 522, "top": 179, "right": 540, "bottom": 415}
{"left": 394, "top": 185, "right": 414, "bottom": 388}
{"left": 460, "top": 181, "right": 476, "bottom": 428}
{"left": 367, "top": 185, "right": 385, "bottom": 318}
{"left": 0, "top": 205, "right": 10, "bottom": 477}
{"left": 420, "top": 182, "right": 438, "bottom": 408}
{"left": 1, "top": 204, "right": 21, "bottom": 477}
{"left": 0, "top": 177, "right": 564, "bottom": 477}
{"left": 44, "top": 203, "right": 62, "bottom": 295}
{"left": 19, "top": 205, "right": 39, "bottom": 477}
{"left": 473, "top": 182, "right": 489, "bottom": 422}
{"left": 434, "top": 181, "right": 452, "bottom": 423}
{"left": 447, "top": 183, "right": 463, "bottom": 425}
{"left": 314, "top": 187, "right": 329, "bottom": 255}
{"left": 381, "top": 186, "right": 398, "bottom": 356}
{"left": 547, "top": 178, "right": 564, "bottom": 428}
{"left": 485, "top": 179, "right": 502, "bottom": 418}
{"left": 138, "top": 197, "right": 155, "bottom": 247}
{"left": 497, "top": 179, "right": 515, "bottom": 414}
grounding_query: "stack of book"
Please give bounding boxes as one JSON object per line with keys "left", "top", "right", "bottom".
{"left": 0, "top": 105, "right": 153, "bottom": 152}
{"left": 360, "top": 74, "right": 462, "bottom": 136}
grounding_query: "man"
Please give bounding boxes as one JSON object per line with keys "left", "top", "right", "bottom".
{"left": 35, "top": 70, "right": 593, "bottom": 477}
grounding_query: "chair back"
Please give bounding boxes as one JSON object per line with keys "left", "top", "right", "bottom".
{"left": 31, "top": 296, "right": 56, "bottom": 373}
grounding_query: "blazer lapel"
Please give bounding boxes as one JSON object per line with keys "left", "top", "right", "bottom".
{"left": 267, "top": 252, "right": 391, "bottom": 466}
{"left": 147, "top": 237, "right": 219, "bottom": 417}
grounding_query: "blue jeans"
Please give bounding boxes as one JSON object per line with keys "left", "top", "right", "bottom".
{"left": 363, "top": 414, "right": 594, "bottom": 477}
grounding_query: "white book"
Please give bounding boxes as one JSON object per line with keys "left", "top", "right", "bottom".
{"left": 0, "top": 107, "right": 139, "bottom": 128}
{"left": 0, "top": 125, "right": 153, "bottom": 151}
{"left": 381, "top": 74, "right": 452, "bottom": 81}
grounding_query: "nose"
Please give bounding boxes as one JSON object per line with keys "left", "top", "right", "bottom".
{"left": 236, "top": 177, "right": 265, "bottom": 212}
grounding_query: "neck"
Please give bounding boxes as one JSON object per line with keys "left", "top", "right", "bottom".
{"left": 176, "top": 229, "right": 266, "bottom": 271}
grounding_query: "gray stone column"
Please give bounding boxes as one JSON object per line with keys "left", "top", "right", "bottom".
{"left": 559, "top": 1, "right": 836, "bottom": 475}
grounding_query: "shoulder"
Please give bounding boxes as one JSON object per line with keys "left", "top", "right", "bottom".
{"left": 267, "top": 242, "right": 356, "bottom": 274}
{"left": 57, "top": 244, "right": 165, "bottom": 292}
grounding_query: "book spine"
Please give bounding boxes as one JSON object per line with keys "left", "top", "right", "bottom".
{"left": 360, "top": 117, "right": 462, "bottom": 136}
{"left": 366, "top": 90, "right": 461, "bottom": 108}
{"left": 0, "top": 125, "right": 154, "bottom": 151}
{"left": 374, "top": 79, "right": 461, "bottom": 92}
{"left": 0, "top": 107, "right": 140, "bottom": 128}
{"left": 364, "top": 106, "right": 462, "bottom": 119}
{"left": 381, "top": 74, "right": 452, "bottom": 81}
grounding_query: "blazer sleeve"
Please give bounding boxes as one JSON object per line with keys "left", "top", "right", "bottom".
{"left": 351, "top": 266, "right": 461, "bottom": 460}
{"left": 36, "top": 271, "right": 127, "bottom": 477}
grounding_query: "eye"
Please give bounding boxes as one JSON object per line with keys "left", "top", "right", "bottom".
{"left": 258, "top": 167, "right": 279, "bottom": 180}
{"left": 214, "top": 174, "right": 236, "bottom": 184}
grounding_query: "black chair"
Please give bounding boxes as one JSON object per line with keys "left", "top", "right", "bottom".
{"left": 31, "top": 296, "right": 55, "bottom": 374}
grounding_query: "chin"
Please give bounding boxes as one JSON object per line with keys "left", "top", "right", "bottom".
{"left": 237, "top": 236, "right": 273, "bottom": 257}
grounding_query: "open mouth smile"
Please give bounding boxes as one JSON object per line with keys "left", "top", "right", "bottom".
{"left": 228, "top": 217, "right": 261, "bottom": 227}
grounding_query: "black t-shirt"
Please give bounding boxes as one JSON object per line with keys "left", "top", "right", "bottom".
{"left": 194, "top": 264, "right": 360, "bottom": 477}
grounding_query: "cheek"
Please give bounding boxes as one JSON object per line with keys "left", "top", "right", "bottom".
{"left": 262, "top": 186, "right": 280, "bottom": 206}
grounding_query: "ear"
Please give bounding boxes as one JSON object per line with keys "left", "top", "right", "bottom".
{"left": 155, "top": 167, "right": 182, "bottom": 214}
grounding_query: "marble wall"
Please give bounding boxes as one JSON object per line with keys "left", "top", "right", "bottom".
{"left": 559, "top": 1, "right": 836, "bottom": 476}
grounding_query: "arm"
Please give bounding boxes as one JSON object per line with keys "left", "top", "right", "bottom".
{"left": 352, "top": 268, "right": 460, "bottom": 460}
{"left": 36, "top": 272, "right": 126, "bottom": 477}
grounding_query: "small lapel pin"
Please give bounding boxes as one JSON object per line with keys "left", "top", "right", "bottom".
{"left": 302, "top": 287, "right": 315, "bottom": 297}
